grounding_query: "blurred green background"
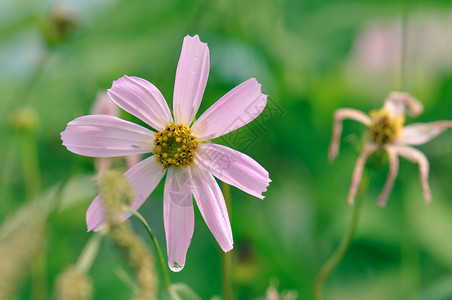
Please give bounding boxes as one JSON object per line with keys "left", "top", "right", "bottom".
{"left": 1, "top": 0, "right": 452, "bottom": 299}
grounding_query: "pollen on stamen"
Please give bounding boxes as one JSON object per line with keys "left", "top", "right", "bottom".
{"left": 368, "top": 108, "right": 405, "bottom": 145}
{"left": 153, "top": 122, "right": 199, "bottom": 170}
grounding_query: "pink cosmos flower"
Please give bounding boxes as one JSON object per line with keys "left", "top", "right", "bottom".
{"left": 329, "top": 92, "right": 452, "bottom": 206}
{"left": 61, "top": 35, "right": 270, "bottom": 271}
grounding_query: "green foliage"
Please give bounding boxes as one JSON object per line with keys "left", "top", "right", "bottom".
{"left": 1, "top": 0, "right": 452, "bottom": 299}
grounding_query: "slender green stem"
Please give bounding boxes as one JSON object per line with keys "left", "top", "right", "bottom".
{"left": 19, "top": 132, "right": 41, "bottom": 202}
{"left": 30, "top": 220, "right": 46, "bottom": 300}
{"left": 314, "top": 171, "right": 370, "bottom": 300}
{"left": 76, "top": 233, "right": 103, "bottom": 274}
{"left": 128, "top": 208, "right": 171, "bottom": 291}
{"left": 399, "top": 8, "right": 408, "bottom": 91}
{"left": 18, "top": 130, "right": 45, "bottom": 300}
{"left": 221, "top": 181, "right": 233, "bottom": 300}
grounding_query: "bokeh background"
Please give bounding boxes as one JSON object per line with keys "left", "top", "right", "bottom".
{"left": 1, "top": 0, "right": 452, "bottom": 299}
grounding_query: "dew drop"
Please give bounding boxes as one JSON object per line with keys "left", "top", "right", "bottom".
{"left": 170, "top": 262, "right": 184, "bottom": 272}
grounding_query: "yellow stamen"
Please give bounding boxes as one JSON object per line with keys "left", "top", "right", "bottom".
{"left": 368, "top": 108, "right": 405, "bottom": 145}
{"left": 153, "top": 122, "right": 199, "bottom": 170}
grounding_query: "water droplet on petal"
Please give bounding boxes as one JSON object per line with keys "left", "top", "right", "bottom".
{"left": 170, "top": 262, "right": 184, "bottom": 272}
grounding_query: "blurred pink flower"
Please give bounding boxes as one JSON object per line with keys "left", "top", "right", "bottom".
{"left": 329, "top": 92, "right": 452, "bottom": 206}
{"left": 61, "top": 35, "right": 270, "bottom": 271}
{"left": 90, "top": 91, "right": 119, "bottom": 116}
{"left": 350, "top": 13, "right": 452, "bottom": 75}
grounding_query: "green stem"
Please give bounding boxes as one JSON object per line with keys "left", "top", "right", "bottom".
{"left": 19, "top": 132, "right": 41, "bottom": 202}
{"left": 399, "top": 8, "right": 408, "bottom": 91}
{"left": 314, "top": 171, "right": 370, "bottom": 300}
{"left": 221, "top": 181, "right": 233, "bottom": 300}
{"left": 30, "top": 220, "right": 46, "bottom": 300}
{"left": 128, "top": 208, "right": 171, "bottom": 291}
{"left": 18, "top": 131, "right": 45, "bottom": 300}
{"left": 76, "top": 233, "right": 103, "bottom": 274}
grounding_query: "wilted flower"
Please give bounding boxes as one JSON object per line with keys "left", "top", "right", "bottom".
{"left": 329, "top": 92, "right": 452, "bottom": 206}
{"left": 61, "top": 35, "right": 271, "bottom": 271}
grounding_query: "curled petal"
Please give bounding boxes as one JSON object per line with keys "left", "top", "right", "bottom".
{"left": 348, "top": 143, "right": 378, "bottom": 204}
{"left": 61, "top": 115, "right": 155, "bottom": 157}
{"left": 376, "top": 146, "right": 399, "bottom": 207}
{"left": 108, "top": 75, "right": 173, "bottom": 131}
{"left": 189, "top": 164, "right": 233, "bottom": 252}
{"left": 392, "top": 145, "right": 432, "bottom": 203}
{"left": 164, "top": 168, "right": 194, "bottom": 272}
{"left": 397, "top": 121, "right": 452, "bottom": 145}
{"left": 173, "top": 35, "right": 210, "bottom": 125}
{"left": 384, "top": 91, "right": 423, "bottom": 118}
{"left": 195, "top": 143, "right": 270, "bottom": 199}
{"left": 86, "top": 156, "right": 165, "bottom": 231}
{"left": 192, "top": 78, "right": 267, "bottom": 140}
{"left": 328, "top": 108, "right": 372, "bottom": 161}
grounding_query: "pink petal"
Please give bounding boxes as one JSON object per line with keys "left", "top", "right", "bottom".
{"left": 328, "top": 108, "right": 372, "bottom": 161}
{"left": 86, "top": 156, "right": 165, "bottom": 231}
{"left": 376, "top": 146, "right": 399, "bottom": 207}
{"left": 107, "top": 75, "right": 172, "bottom": 131}
{"left": 348, "top": 143, "right": 378, "bottom": 204}
{"left": 191, "top": 78, "right": 267, "bottom": 141}
{"left": 189, "top": 164, "right": 233, "bottom": 252}
{"left": 164, "top": 168, "right": 195, "bottom": 272}
{"left": 383, "top": 91, "right": 423, "bottom": 117}
{"left": 173, "top": 35, "right": 209, "bottom": 125}
{"left": 392, "top": 145, "right": 432, "bottom": 203}
{"left": 195, "top": 143, "right": 270, "bottom": 199}
{"left": 397, "top": 121, "right": 452, "bottom": 145}
{"left": 61, "top": 115, "right": 155, "bottom": 157}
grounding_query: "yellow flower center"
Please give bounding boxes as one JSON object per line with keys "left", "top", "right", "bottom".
{"left": 368, "top": 108, "right": 405, "bottom": 145}
{"left": 153, "top": 122, "right": 199, "bottom": 170}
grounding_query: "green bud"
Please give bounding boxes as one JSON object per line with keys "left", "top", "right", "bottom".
{"left": 9, "top": 107, "right": 40, "bottom": 132}
{"left": 40, "top": 6, "right": 78, "bottom": 47}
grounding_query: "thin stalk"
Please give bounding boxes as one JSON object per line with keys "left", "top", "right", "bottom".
{"left": 19, "top": 132, "right": 41, "bottom": 202}
{"left": 399, "top": 9, "right": 408, "bottom": 91}
{"left": 76, "top": 233, "right": 103, "bottom": 274}
{"left": 128, "top": 208, "right": 171, "bottom": 291}
{"left": 18, "top": 130, "right": 46, "bottom": 300}
{"left": 314, "top": 171, "right": 370, "bottom": 300}
{"left": 221, "top": 181, "right": 233, "bottom": 300}
{"left": 30, "top": 220, "right": 46, "bottom": 300}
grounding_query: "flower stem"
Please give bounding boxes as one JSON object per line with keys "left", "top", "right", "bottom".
{"left": 128, "top": 208, "right": 171, "bottom": 291}
{"left": 18, "top": 130, "right": 46, "bottom": 300}
{"left": 221, "top": 181, "right": 233, "bottom": 300}
{"left": 314, "top": 170, "right": 370, "bottom": 300}
{"left": 19, "top": 132, "right": 41, "bottom": 202}
{"left": 76, "top": 233, "right": 103, "bottom": 274}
